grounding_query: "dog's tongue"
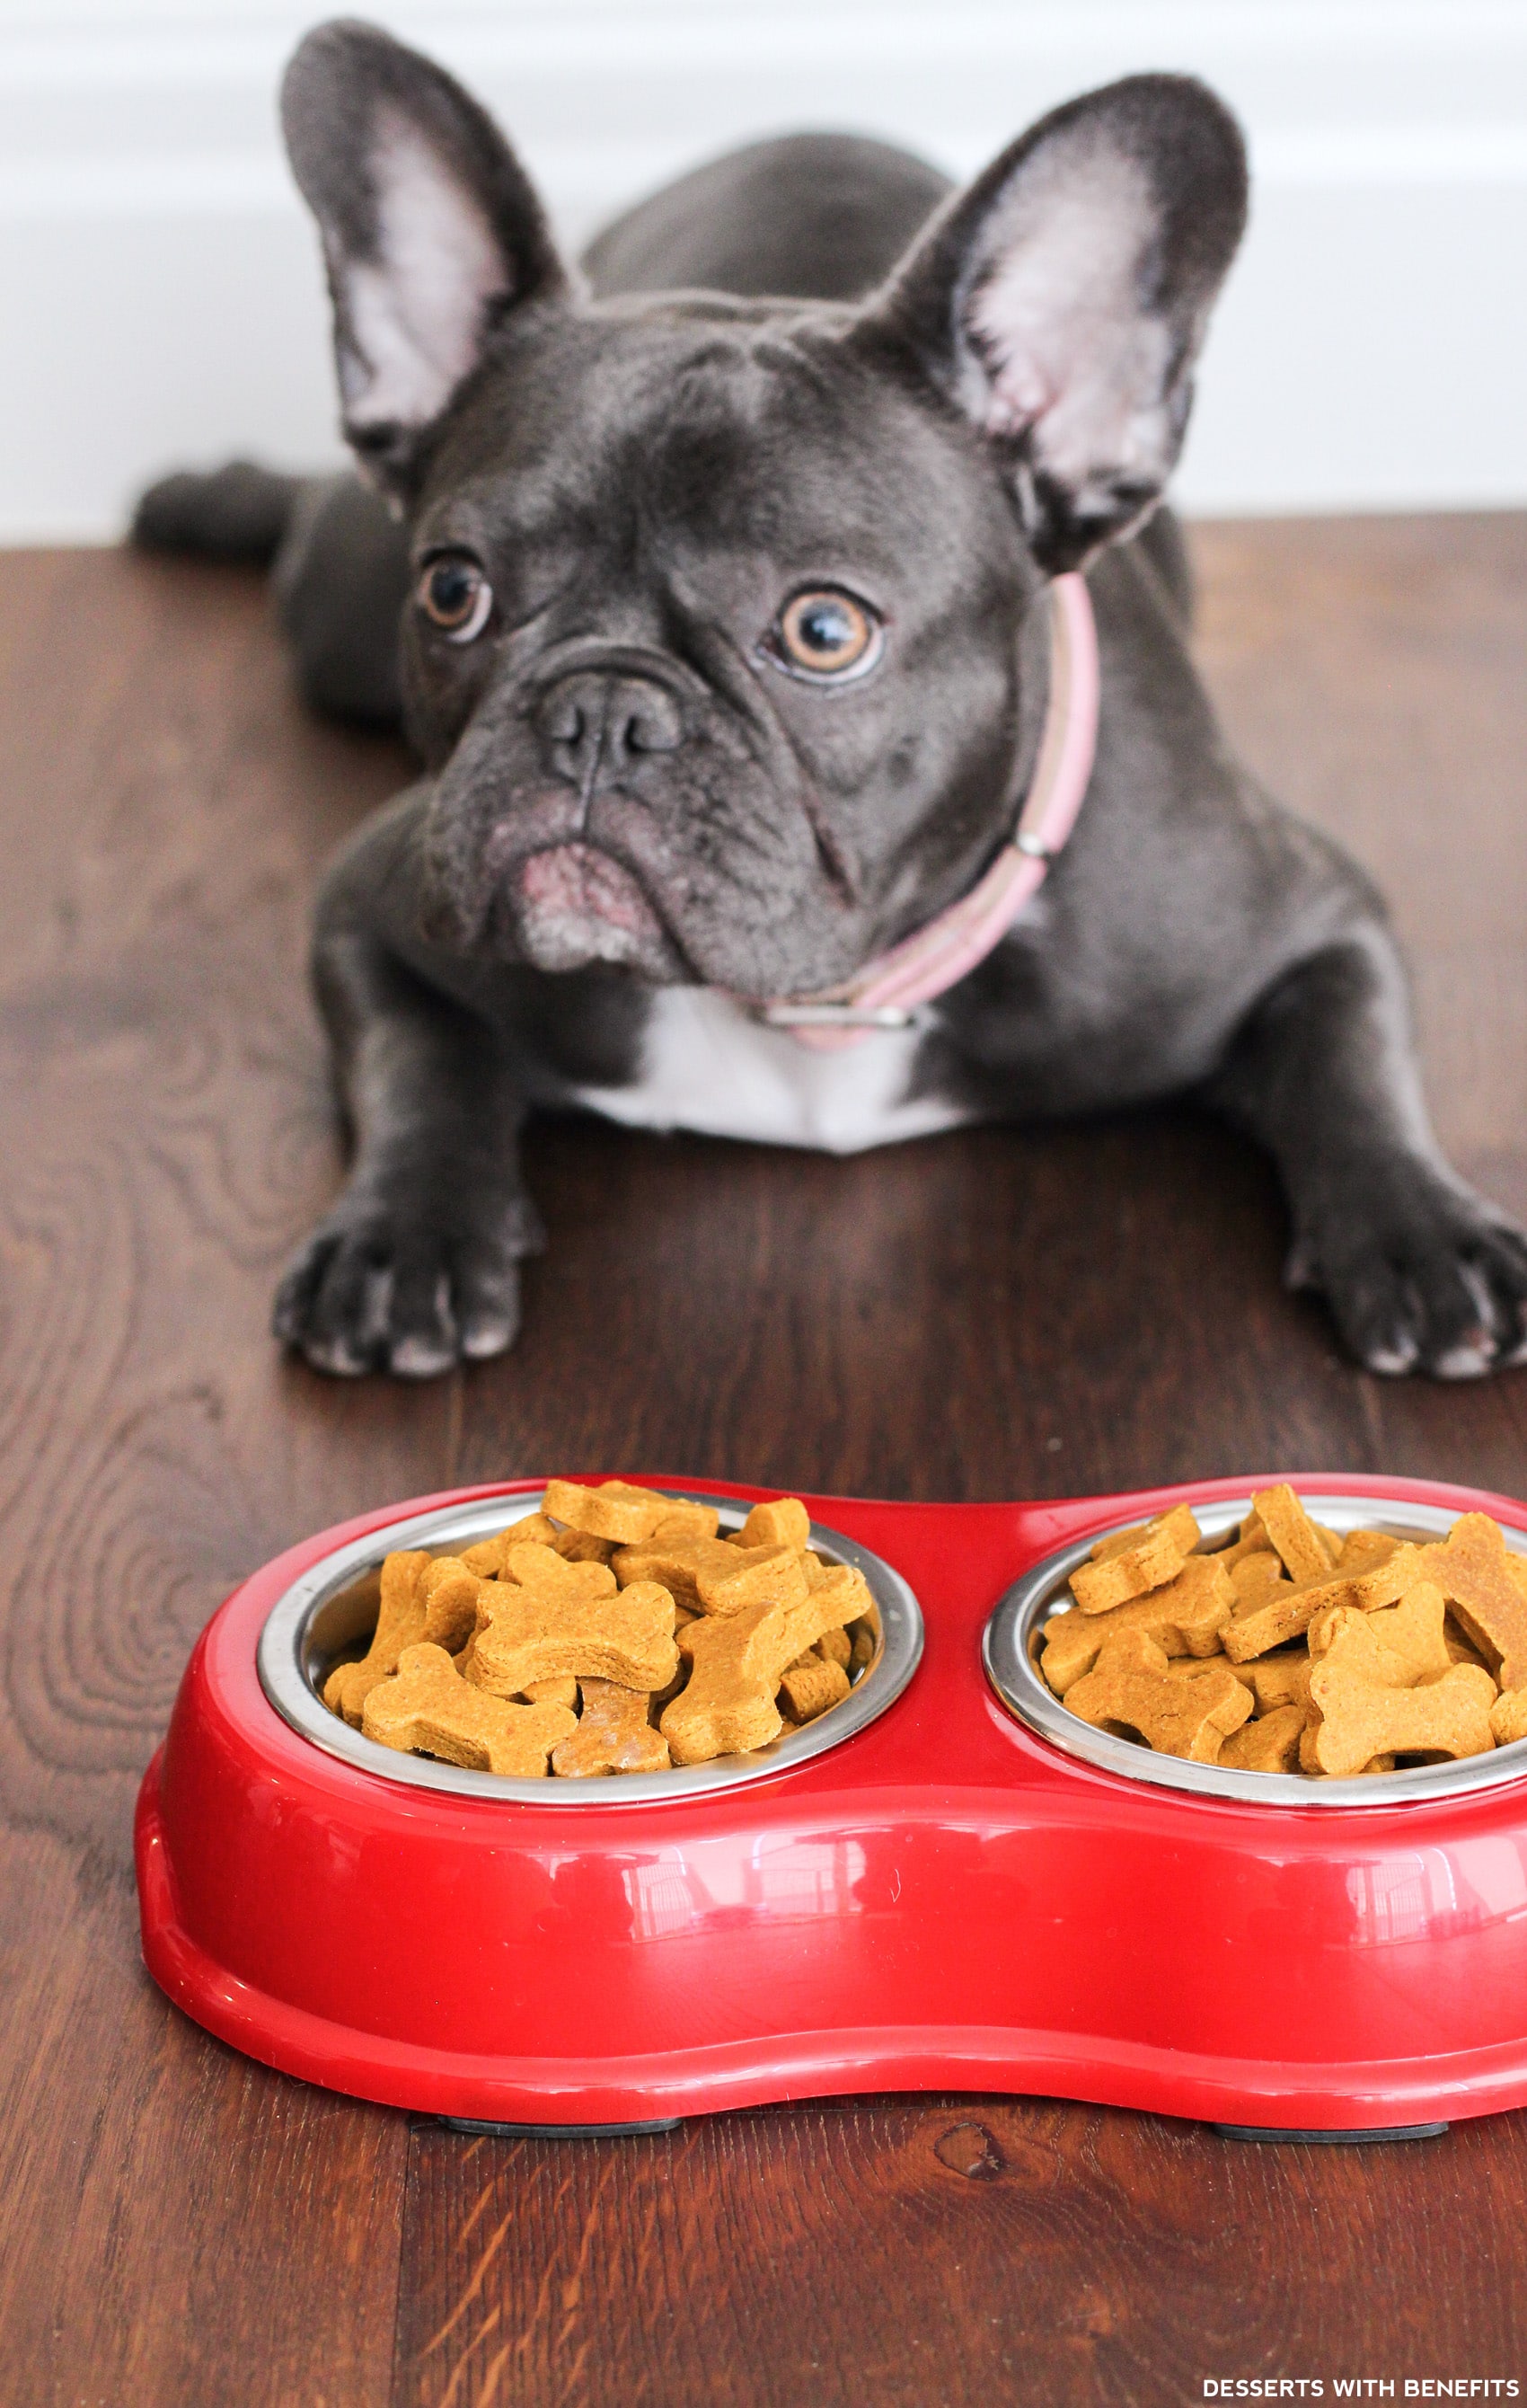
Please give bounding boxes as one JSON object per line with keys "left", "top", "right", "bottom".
{"left": 515, "top": 844, "right": 665, "bottom": 972}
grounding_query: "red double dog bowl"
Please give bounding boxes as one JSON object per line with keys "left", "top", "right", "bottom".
{"left": 135, "top": 1474, "right": 1527, "bottom": 2138}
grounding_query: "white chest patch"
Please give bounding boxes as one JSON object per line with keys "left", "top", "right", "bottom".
{"left": 569, "top": 987, "right": 979, "bottom": 1155}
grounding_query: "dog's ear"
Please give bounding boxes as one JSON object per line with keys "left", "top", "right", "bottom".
{"left": 861, "top": 75, "right": 1246, "bottom": 571}
{"left": 282, "top": 20, "right": 570, "bottom": 499}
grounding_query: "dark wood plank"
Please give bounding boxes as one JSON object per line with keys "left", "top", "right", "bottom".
{"left": 393, "top": 2100, "right": 1527, "bottom": 2408}
{"left": 0, "top": 549, "right": 416, "bottom": 2406}
{"left": 0, "top": 518, "right": 1521, "bottom": 2407}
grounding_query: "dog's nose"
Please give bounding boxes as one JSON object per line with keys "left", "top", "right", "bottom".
{"left": 534, "top": 671, "right": 683, "bottom": 795}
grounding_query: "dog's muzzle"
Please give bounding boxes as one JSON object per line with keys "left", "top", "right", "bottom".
{"left": 512, "top": 842, "right": 672, "bottom": 975}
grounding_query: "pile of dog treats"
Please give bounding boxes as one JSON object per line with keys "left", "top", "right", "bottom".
{"left": 1038, "top": 1485, "right": 1527, "bottom": 1776}
{"left": 323, "top": 1481, "right": 878, "bottom": 1777}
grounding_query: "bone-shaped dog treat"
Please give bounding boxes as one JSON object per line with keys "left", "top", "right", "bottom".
{"left": 1040, "top": 1554, "right": 1234, "bottom": 1696}
{"left": 460, "top": 1514, "right": 560, "bottom": 1575}
{"left": 508, "top": 1511, "right": 561, "bottom": 1546}
{"left": 613, "top": 1532, "right": 744, "bottom": 1607}
{"left": 778, "top": 1654, "right": 851, "bottom": 1723}
{"left": 363, "top": 1642, "right": 577, "bottom": 1775}
{"left": 1336, "top": 1528, "right": 1402, "bottom": 1576}
{"left": 1249, "top": 1651, "right": 1314, "bottom": 1715}
{"left": 542, "top": 1478, "right": 674, "bottom": 1545}
{"left": 1305, "top": 1607, "right": 1416, "bottom": 1691}
{"left": 1250, "top": 1485, "right": 1337, "bottom": 1583}
{"left": 552, "top": 1528, "right": 618, "bottom": 1565}
{"left": 776, "top": 1562, "right": 873, "bottom": 1658}
{"left": 1064, "top": 1631, "right": 1253, "bottom": 1760}
{"left": 521, "top": 1677, "right": 578, "bottom": 1708}
{"left": 459, "top": 1531, "right": 623, "bottom": 1621}
{"left": 1069, "top": 1505, "right": 1201, "bottom": 1614}
{"left": 650, "top": 1650, "right": 688, "bottom": 1710}
{"left": 803, "top": 1557, "right": 879, "bottom": 1637}
{"left": 1163, "top": 1651, "right": 1257, "bottom": 1694}
{"left": 1214, "top": 1511, "right": 1270, "bottom": 1567}
{"left": 697, "top": 1543, "right": 809, "bottom": 1618}
{"left": 552, "top": 1678, "right": 671, "bottom": 1776}
{"left": 419, "top": 1556, "right": 487, "bottom": 1653}
{"left": 661, "top": 1599, "right": 789, "bottom": 1763}
{"left": 1215, "top": 1509, "right": 1338, "bottom": 1573}
{"left": 468, "top": 1519, "right": 615, "bottom": 1569}
{"left": 1301, "top": 1658, "right": 1496, "bottom": 1778}
{"left": 1088, "top": 1519, "right": 1145, "bottom": 1561}
{"left": 1222, "top": 1545, "right": 1425, "bottom": 1662}
{"left": 469, "top": 1579, "right": 678, "bottom": 1697}
{"left": 1222, "top": 1575, "right": 1337, "bottom": 1666}
{"left": 1219, "top": 1702, "right": 1309, "bottom": 1772}
{"left": 649, "top": 1501, "right": 720, "bottom": 1543}
{"left": 1447, "top": 1620, "right": 1494, "bottom": 1670}
{"left": 324, "top": 1547, "right": 432, "bottom": 1725}
{"left": 737, "top": 1497, "right": 811, "bottom": 1552}
{"left": 737, "top": 1601, "right": 840, "bottom": 1695}
{"left": 613, "top": 1532, "right": 808, "bottom": 1616}
{"left": 1490, "top": 1688, "right": 1527, "bottom": 1746}
{"left": 1311, "top": 1580, "right": 1452, "bottom": 1685}
{"left": 1231, "top": 1553, "right": 1291, "bottom": 1607}
{"left": 1141, "top": 1552, "right": 1236, "bottom": 1636}
{"left": 1413, "top": 1513, "right": 1527, "bottom": 1691}
{"left": 501, "top": 1542, "right": 617, "bottom": 1605}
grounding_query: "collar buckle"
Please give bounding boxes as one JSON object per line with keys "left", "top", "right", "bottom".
{"left": 758, "top": 1001, "right": 925, "bottom": 1032}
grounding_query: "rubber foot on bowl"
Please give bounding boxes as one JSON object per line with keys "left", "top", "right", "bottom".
{"left": 437, "top": 2115, "right": 683, "bottom": 2139}
{"left": 1211, "top": 2121, "right": 1449, "bottom": 2144}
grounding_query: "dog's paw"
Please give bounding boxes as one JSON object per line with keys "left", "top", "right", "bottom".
{"left": 1291, "top": 1174, "right": 1527, "bottom": 1378}
{"left": 272, "top": 1190, "right": 544, "bottom": 1379}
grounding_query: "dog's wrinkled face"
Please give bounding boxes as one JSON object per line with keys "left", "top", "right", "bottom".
{"left": 402, "top": 302, "right": 1032, "bottom": 996}
{"left": 283, "top": 22, "right": 1246, "bottom": 998}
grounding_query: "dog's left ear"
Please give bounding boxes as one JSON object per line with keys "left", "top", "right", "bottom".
{"left": 861, "top": 74, "right": 1247, "bottom": 571}
{"left": 282, "top": 19, "right": 572, "bottom": 499}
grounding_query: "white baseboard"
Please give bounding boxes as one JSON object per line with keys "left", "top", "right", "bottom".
{"left": 2, "top": 0, "right": 1525, "bottom": 539}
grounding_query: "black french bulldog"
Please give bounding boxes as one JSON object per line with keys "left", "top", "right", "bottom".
{"left": 137, "top": 20, "right": 1527, "bottom": 1382}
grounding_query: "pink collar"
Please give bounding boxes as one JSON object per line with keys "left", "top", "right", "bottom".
{"left": 758, "top": 571, "right": 1099, "bottom": 1052}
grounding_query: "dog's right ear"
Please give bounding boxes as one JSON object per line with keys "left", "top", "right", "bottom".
{"left": 282, "top": 19, "right": 570, "bottom": 500}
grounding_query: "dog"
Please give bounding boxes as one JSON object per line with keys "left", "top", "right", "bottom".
{"left": 135, "top": 19, "right": 1527, "bottom": 1382}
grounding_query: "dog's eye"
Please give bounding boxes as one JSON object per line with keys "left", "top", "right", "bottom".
{"left": 771, "top": 589, "right": 881, "bottom": 681}
{"left": 416, "top": 553, "right": 492, "bottom": 643}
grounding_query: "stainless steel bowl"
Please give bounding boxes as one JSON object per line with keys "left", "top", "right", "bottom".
{"left": 258, "top": 1489, "right": 922, "bottom": 1803}
{"left": 983, "top": 1492, "right": 1527, "bottom": 1808}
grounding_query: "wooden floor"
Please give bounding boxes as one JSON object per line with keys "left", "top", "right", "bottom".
{"left": 2, "top": 516, "right": 1525, "bottom": 2405}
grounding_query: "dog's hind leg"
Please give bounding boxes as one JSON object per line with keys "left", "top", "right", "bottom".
{"left": 269, "top": 474, "right": 410, "bottom": 727}
{"left": 1204, "top": 932, "right": 1527, "bottom": 1377}
{"left": 133, "top": 465, "right": 410, "bottom": 729}
{"left": 132, "top": 458, "right": 301, "bottom": 562}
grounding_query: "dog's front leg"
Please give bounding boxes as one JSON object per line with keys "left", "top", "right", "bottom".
{"left": 274, "top": 924, "right": 543, "bottom": 1377}
{"left": 1205, "top": 932, "right": 1527, "bottom": 1376}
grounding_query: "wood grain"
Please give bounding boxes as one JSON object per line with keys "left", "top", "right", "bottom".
{"left": 393, "top": 2102, "right": 1527, "bottom": 2407}
{"left": 0, "top": 519, "right": 1521, "bottom": 2406}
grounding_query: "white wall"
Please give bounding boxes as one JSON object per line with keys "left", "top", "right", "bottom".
{"left": 1, "top": 0, "right": 1525, "bottom": 540}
